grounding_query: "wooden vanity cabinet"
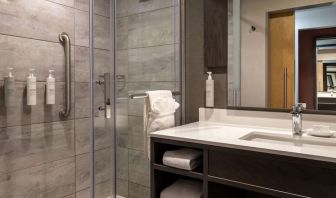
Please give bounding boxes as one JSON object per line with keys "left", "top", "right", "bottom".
{"left": 151, "top": 137, "right": 336, "bottom": 198}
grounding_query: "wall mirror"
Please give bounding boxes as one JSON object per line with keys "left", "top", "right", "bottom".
{"left": 227, "top": 0, "right": 336, "bottom": 114}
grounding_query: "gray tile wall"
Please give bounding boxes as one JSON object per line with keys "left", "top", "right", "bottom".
{"left": 115, "top": 0, "right": 181, "bottom": 197}
{"left": 0, "top": 0, "right": 112, "bottom": 198}
{"left": 0, "top": 0, "right": 181, "bottom": 197}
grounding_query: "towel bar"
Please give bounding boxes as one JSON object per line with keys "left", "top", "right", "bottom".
{"left": 129, "top": 91, "right": 181, "bottom": 99}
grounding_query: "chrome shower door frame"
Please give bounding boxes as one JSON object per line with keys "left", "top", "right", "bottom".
{"left": 89, "top": 0, "right": 117, "bottom": 198}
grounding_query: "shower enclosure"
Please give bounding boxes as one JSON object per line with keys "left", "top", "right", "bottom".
{"left": 0, "top": 0, "right": 181, "bottom": 198}
{"left": 113, "top": 0, "right": 182, "bottom": 197}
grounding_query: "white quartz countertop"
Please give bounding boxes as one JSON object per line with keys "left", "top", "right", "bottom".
{"left": 317, "top": 92, "right": 336, "bottom": 98}
{"left": 151, "top": 122, "right": 336, "bottom": 163}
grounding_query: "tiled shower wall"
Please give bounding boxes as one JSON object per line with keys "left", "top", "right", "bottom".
{"left": 115, "top": 0, "right": 181, "bottom": 197}
{"left": 0, "top": 0, "right": 112, "bottom": 198}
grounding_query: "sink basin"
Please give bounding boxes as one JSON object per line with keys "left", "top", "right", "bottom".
{"left": 240, "top": 132, "right": 336, "bottom": 150}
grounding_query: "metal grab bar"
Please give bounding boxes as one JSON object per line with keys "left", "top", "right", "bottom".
{"left": 129, "top": 91, "right": 181, "bottom": 99}
{"left": 59, "top": 32, "right": 71, "bottom": 118}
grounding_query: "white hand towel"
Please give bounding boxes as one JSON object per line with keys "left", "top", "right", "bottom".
{"left": 163, "top": 148, "right": 202, "bottom": 171}
{"left": 144, "top": 90, "right": 180, "bottom": 159}
{"left": 160, "top": 179, "right": 203, "bottom": 198}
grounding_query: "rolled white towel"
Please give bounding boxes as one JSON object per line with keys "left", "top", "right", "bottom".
{"left": 160, "top": 179, "right": 203, "bottom": 198}
{"left": 163, "top": 148, "right": 202, "bottom": 171}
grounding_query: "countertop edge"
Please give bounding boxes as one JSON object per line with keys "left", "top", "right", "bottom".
{"left": 151, "top": 133, "right": 336, "bottom": 164}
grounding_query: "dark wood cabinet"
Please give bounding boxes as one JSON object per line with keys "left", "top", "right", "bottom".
{"left": 151, "top": 137, "right": 336, "bottom": 198}
{"left": 318, "top": 97, "right": 336, "bottom": 111}
{"left": 204, "top": 0, "right": 228, "bottom": 74}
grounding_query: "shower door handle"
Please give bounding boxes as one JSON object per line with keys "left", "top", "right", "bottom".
{"left": 98, "top": 73, "right": 111, "bottom": 119}
{"left": 59, "top": 32, "right": 71, "bottom": 118}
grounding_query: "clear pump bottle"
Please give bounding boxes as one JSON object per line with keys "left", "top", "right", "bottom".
{"left": 206, "top": 72, "right": 214, "bottom": 107}
{"left": 4, "top": 68, "right": 16, "bottom": 107}
{"left": 46, "top": 70, "right": 55, "bottom": 105}
{"left": 27, "top": 68, "right": 36, "bottom": 106}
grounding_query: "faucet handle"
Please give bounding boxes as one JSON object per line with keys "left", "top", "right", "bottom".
{"left": 291, "top": 105, "right": 297, "bottom": 114}
{"left": 297, "top": 103, "right": 306, "bottom": 113}
{"left": 291, "top": 103, "right": 306, "bottom": 114}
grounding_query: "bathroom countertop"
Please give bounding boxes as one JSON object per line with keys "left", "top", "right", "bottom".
{"left": 151, "top": 122, "right": 336, "bottom": 163}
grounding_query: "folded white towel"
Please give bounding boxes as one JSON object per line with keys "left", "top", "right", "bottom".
{"left": 144, "top": 90, "right": 180, "bottom": 159}
{"left": 160, "top": 179, "right": 203, "bottom": 198}
{"left": 147, "top": 91, "right": 179, "bottom": 116}
{"left": 163, "top": 148, "right": 202, "bottom": 170}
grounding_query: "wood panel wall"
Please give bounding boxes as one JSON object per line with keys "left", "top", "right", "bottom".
{"left": 204, "top": 0, "right": 228, "bottom": 73}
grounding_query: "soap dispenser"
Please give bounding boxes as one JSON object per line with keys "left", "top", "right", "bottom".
{"left": 4, "top": 68, "right": 16, "bottom": 107}
{"left": 206, "top": 72, "right": 214, "bottom": 107}
{"left": 46, "top": 70, "right": 55, "bottom": 105}
{"left": 27, "top": 68, "right": 36, "bottom": 106}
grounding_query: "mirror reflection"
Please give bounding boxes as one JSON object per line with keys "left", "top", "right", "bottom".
{"left": 316, "top": 38, "right": 336, "bottom": 110}
{"left": 228, "top": 0, "right": 336, "bottom": 112}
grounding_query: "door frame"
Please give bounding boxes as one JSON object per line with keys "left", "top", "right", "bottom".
{"left": 298, "top": 27, "right": 336, "bottom": 109}
{"left": 89, "top": 0, "right": 117, "bottom": 197}
{"left": 322, "top": 62, "right": 336, "bottom": 91}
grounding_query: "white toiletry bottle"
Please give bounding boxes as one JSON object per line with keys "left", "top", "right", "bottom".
{"left": 46, "top": 70, "right": 56, "bottom": 105}
{"left": 27, "top": 68, "right": 37, "bottom": 106}
{"left": 206, "top": 72, "right": 214, "bottom": 107}
{"left": 4, "top": 68, "right": 16, "bottom": 107}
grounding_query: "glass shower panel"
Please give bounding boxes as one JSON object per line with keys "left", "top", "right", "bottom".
{"left": 91, "top": 0, "right": 114, "bottom": 198}
{"left": 0, "top": 0, "right": 114, "bottom": 197}
{"left": 115, "top": 0, "right": 182, "bottom": 197}
{"left": 227, "top": 0, "right": 241, "bottom": 106}
{"left": 0, "top": 0, "right": 115, "bottom": 197}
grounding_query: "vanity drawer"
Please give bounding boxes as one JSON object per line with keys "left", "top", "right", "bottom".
{"left": 208, "top": 148, "right": 336, "bottom": 198}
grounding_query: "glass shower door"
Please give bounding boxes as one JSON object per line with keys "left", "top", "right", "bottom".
{"left": 89, "top": 0, "right": 182, "bottom": 197}
{"left": 114, "top": 0, "right": 182, "bottom": 198}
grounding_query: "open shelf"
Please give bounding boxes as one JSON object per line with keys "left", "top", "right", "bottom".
{"left": 152, "top": 168, "right": 204, "bottom": 198}
{"left": 151, "top": 138, "right": 206, "bottom": 198}
{"left": 153, "top": 163, "right": 203, "bottom": 180}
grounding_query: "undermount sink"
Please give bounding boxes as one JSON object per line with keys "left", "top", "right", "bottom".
{"left": 240, "top": 132, "right": 336, "bottom": 150}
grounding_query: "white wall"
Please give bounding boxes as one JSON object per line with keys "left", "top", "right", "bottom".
{"left": 199, "top": 108, "right": 336, "bottom": 129}
{"left": 317, "top": 49, "right": 336, "bottom": 61}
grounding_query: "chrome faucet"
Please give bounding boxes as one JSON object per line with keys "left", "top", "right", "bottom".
{"left": 291, "top": 103, "right": 305, "bottom": 136}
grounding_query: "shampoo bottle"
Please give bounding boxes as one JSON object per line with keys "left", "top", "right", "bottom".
{"left": 46, "top": 70, "right": 55, "bottom": 105}
{"left": 206, "top": 72, "right": 214, "bottom": 107}
{"left": 27, "top": 68, "right": 36, "bottom": 106}
{"left": 4, "top": 68, "right": 16, "bottom": 107}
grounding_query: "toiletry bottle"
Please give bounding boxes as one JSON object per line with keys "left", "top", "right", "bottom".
{"left": 206, "top": 72, "right": 214, "bottom": 107}
{"left": 4, "top": 68, "right": 16, "bottom": 107}
{"left": 46, "top": 70, "right": 55, "bottom": 105}
{"left": 27, "top": 68, "right": 36, "bottom": 106}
